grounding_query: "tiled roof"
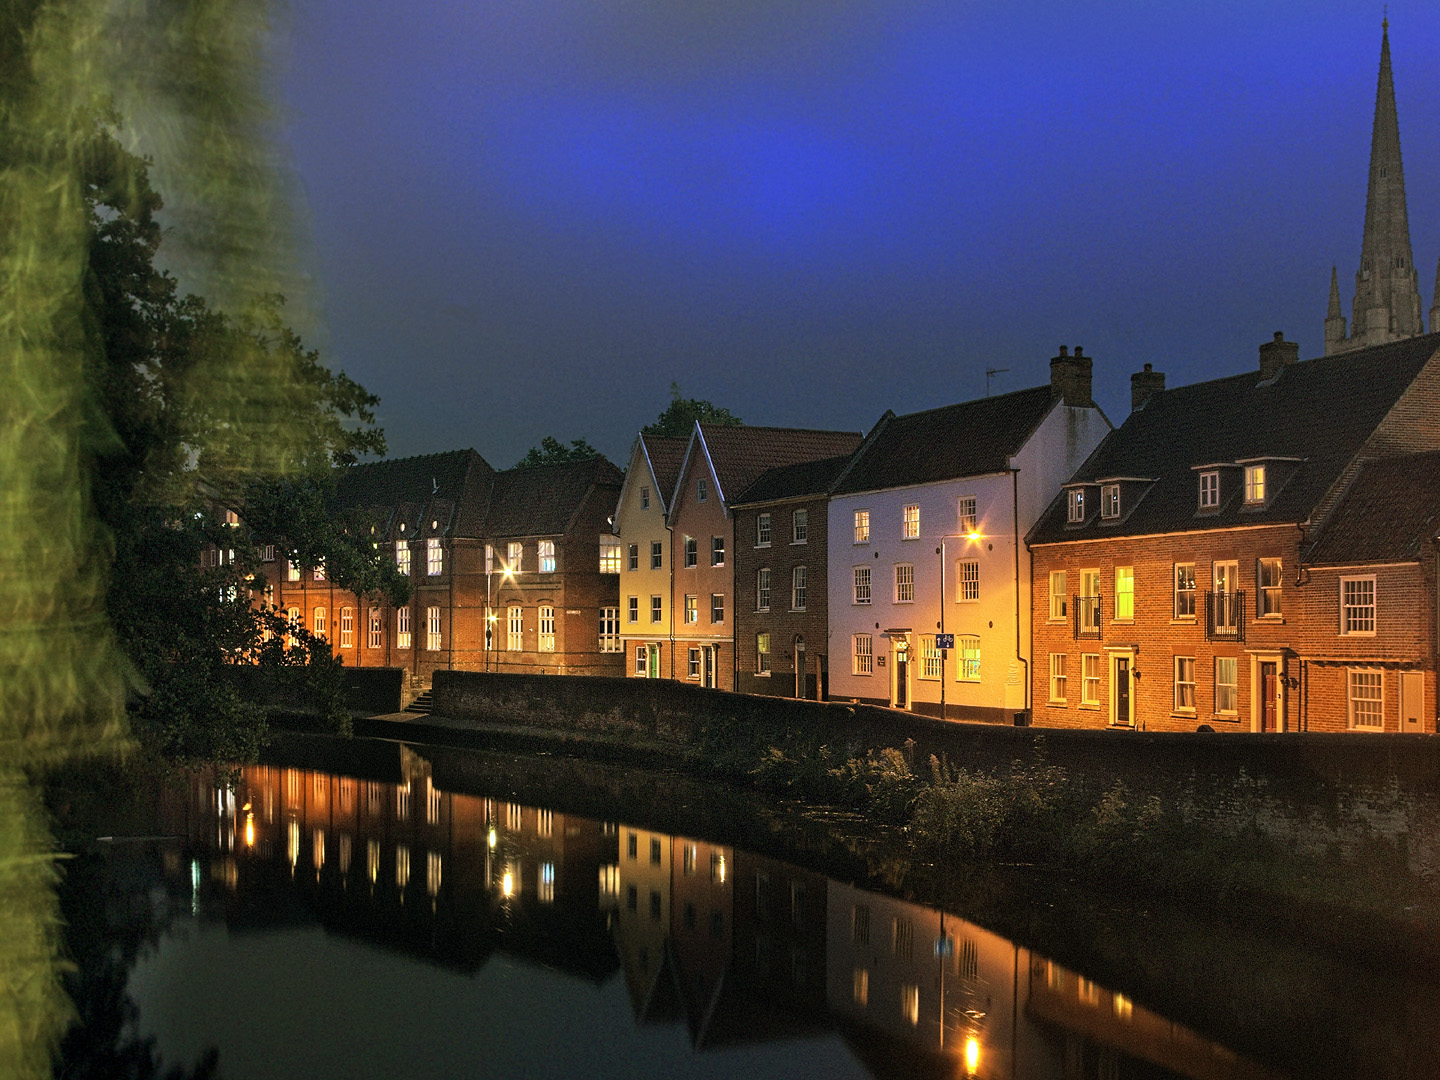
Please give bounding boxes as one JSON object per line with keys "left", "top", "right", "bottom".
{"left": 698, "top": 425, "right": 862, "bottom": 505}
{"left": 732, "top": 453, "right": 857, "bottom": 506}
{"left": 1028, "top": 334, "right": 1440, "bottom": 545}
{"left": 329, "top": 449, "right": 494, "bottom": 537}
{"left": 639, "top": 434, "right": 689, "bottom": 510}
{"left": 482, "top": 456, "right": 624, "bottom": 538}
{"left": 1304, "top": 449, "right": 1440, "bottom": 565}
{"left": 831, "top": 384, "right": 1058, "bottom": 496}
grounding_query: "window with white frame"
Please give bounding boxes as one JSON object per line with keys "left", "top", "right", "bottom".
{"left": 650, "top": 595, "right": 663, "bottom": 623}
{"left": 367, "top": 607, "right": 381, "bottom": 649}
{"left": 1066, "top": 489, "right": 1085, "bottom": 523}
{"left": 1258, "top": 558, "right": 1282, "bottom": 616}
{"left": 1215, "top": 657, "right": 1238, "bottom": 714}
{"left": 1174, "top": 656, "right": 1196, "bottom": 711}
{"left": 894, "top": 564, "right": 914, "bottom": 603}
{"left": 538, "top": 540, "right": 556, "bottom": 573}
{"left": 1244, "top": 465, "right": 1266, "bottom": 504}
{"left": 1340, "top": 576, "right": 1376, "bottom": 634}
{"left": 651, "top": 541, "right": 663, "bottom": 569}
{"left": 957, "top": 496, "right": 977, "bottom": 534}
{"left": 1079, "top": 568, "right": 1101, "bottom": 631}
{"left": 853, "top": 566, "right": 872, "bottom": 604}
{"left": 425, "top": 537, "right": 441, "bottom": 576}
{"left": 485, "top": 544, "right": 494, "bottom": 573}
{"left": 792, "top": 509, "right": 808, "bottom": 543}
{"left": 791, "top": 566, "right": 807, "bottom": 610}
{"left": 756, "top": 632, "right": 771, "bottom": 674}
{"left": 919, "top": 636, "right": 941, "bottom": 680}
{"left": 684, "top": 595, "right": 698, "bottom": 624}
{"left": 314, "top": 561, "right": 326, "bottom": 581}
{"left": 1348, "top": 669, "right": 1384, "bottom": 729}
{"left": 711, "top": 536, "right": 725, "bottom": 566}
{"left": 1114, "top": 566, "right": 1134, "bottom": 620}
{"left": 507, "top": 541, "right": 523, "bottom": 571}
{"left": 596, "top": 610, "right": 619, "bottom": 650}
{"left": 339, "top": 607, "right": 354, "bottom": 648}
{"left": 426, "top": 606, "right": 442, "bottom": 651}
{"left": 627, "top": 596, "right": 638, "bottom": 623}
{"left": 688, "top": 648, "right": 700, "bottom": 678}
{"left": 697, "top": 478, "right": 707, "bottom": 502}
{"left": 507, "top": 607, "right": 523, "bottom": 651}
{"left": 627, "top": 544, "right": 639, "bottom": 571}
{"left": 956, "top": 560, "right": 979, "bottom": 602}
{"left": 1174, "top": 563, "right": 1196, "bottom": 618}
{"left": 757, "top": 513, "right": 772, "bottom": 546}
{"left": 285, "top": 606, "right": 300, "bottom": 649}
{"left": 313, "top": 607, "right": 327, "bottom": 637}
{"left": 853, "top": 634, "right": 874, "bottom": 675}
{"left": 1049, "top": 571, "right": 1068, "bottom": 620}
{"left": 640, "top": 486, "right": 650, "bottom": 509}
{"left": 635, "top": 646, "right": 647, "bottom": 675}
{"left": 538, "top": 606, "right": 555, "bottom": 651}
{"left": 958, "top": 635, "right": 981, "bottom": 682}
{"left": 1049, "top": 654, "right": 1067, "bottom": 702}
{"left": 397, "top": 608, "right": 412, "bottom": 650}
{"left": 1081, "top": 653, "right": 1100, "bottom": 704}
{"left": 756, "top": 568, "right": 771, "bottom": 611}
{"left": 1101, "top": 485, "right": 1120, "bottom": 519}
{"left": 262, "top": 544, "right": 276, "bottom": 562}
{"left": 1199, "top": 470, "right": 1220, "bottom": 509}
{"left": 854, "top": 510, "right": 870, "bottom": 543}
{"left": 684, "top": 537, "right": 697, "bottom": 567}
{"left": 395, "top": 542, "right": 411, "bottom": 576}
{"left": 288, "top": 559, "right": 302, "bottom": 582}
{"left": 600, "top": 542, "right": 622, "bottom": 574}
{"left": 711, "top": 593, "right": 724, "bottom": 623}
{"left": 902, "top": 505, "right": 919, "bottom": 539}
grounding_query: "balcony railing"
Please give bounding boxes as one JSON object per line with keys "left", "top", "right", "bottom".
{"left": 1073, "top": 594, "right": 1102, "bottom": 640}
{"left": 1205, "top": 590, "right": 1246, "bottom": 641}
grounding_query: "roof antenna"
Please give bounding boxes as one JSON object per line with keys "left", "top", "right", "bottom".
{"left": 985, "top": 367, "right": 1009, "bottom": 396}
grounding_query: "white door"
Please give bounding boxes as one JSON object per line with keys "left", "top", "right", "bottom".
{"left": 1402, "top": 671, "right": 1425, "bottom": 733}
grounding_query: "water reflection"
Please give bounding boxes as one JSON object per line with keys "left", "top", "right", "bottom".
{"left": 139, "top": 745, "right": 1287, "bottom": 1080}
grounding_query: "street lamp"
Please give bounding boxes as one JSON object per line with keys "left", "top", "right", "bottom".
{"left": 936, "top": 532, "right": 981, "bottom": 720}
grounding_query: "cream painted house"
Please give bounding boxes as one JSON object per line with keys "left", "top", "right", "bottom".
{"left": 612, "top": 434, "right": 688, "bottom": 679}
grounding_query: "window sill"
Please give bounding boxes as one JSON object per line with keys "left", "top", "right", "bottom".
{"left": 790, "top": 608, "right": 807, "bottom": 614}
{"left": 1110, "top": 618, "right": 1134, "bottom": 625}
{"left": 1170, "top": 711, "right": 1198, "bottom": 719}
{"left": 1171, "top": 617, "right": 1197, "bottom": 625}
{"left": 1210, "top": 714, "right": 1242, "bottom": 723}
{"left": 755, "top": 671, "right": 771, "bottom": 677}
{"left": 1047, "top": 699, "right": 1067, "bottom": 707}
{"left": 1255, "top": 615, "right": 1285, "bottom": 624}
{"left": 790, "top": 540, "right": 808, "bottom": 546}
{"left": 956, "top": 678, "right": 980, "bottom": 685}
{"left": 1340, "top": 632, "right": 1377, "bottom": 638}
{"left": 1079, "top": 702, "right": 1102, "bottom": 710}
{"left": 755, "top": 543, "right": 771, "bottom": 549}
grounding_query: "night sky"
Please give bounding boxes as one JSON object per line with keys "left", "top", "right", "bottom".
{"left": 275, "top": 2, "right": 1440, "bottom": 469}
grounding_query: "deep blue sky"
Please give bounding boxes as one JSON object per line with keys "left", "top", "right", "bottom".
{"left": 275, "top": 2, "right": 1440, "bottom": 468}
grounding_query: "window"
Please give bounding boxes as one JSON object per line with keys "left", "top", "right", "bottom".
{"left": 711, "top": 536, "right": 725, "bottom": 566}
{"left": 688, "top": 648, "right": 700, "bottom": 678}
{"left": 902, "top": 504, "right": 919, "bottom": 539}
{"left": 539, "top": 862, "right": 555, "bottom": 905}
{"left": 538, "top": 540, "right": 556, "bottom": 573}
{"left": 792, "top": 509, "right": 808, "bottom": 543}
{"left": 853, "top": 566, "right": 872, "bottom": 604}
{"left": 627, "top": 596, "right": 639, "bottom": 623}
{"left": 313, "top": 607, "right": 327, "bottom": 636}
{"left": 1348, "top": 670, "right": 1384, "bottom": 729}
{"left": 650, "top": 595, "right": 663, "bottom": 623}
{"left": 641, "top": 486, "right": 650, "bottom": 509}
{"left": 756, "top": 568, "right": 771, "bottom": 611}
{"left": 684, "top": 595, "right": 698, "bottom": 624}
{"left": 1067, "top": 489, "right": 1085, "bottom": 523}
{"left": 852, "top": 904, "right": 871, "bottom": 946}
{"left": 1199, "top": 470, "right": 1220, "bottom": 509}
{"left": 262, "top": 544, "right": 276, "bottom": 562}
{"left": 757, "top": 513, "right": 772, "bottom": 546}
{"left": 397, "top": 608, "right": 412, "bottom": 650}
{"left": 367, "top": 607, "right": 381, "bottom": 649}
{"left": 956, "top": 560, "right": 979, "bottom": 602}
{"left": 791, "top": 566, "right": 807, "bottom": 610}
{"left": 507, "top": 607, "right": 523, "bottom": 651}
{"left": 1101, "top": 484, "right": 1119, "bottom": 519}
{"left": 627, "top": 544, "right": 639, "bottom": 571}
{"left": 426, "top": 606, "right": 442, "bottom": 651}
{"left": 507, "top": 541, "right": 523, "bottom": 571}
{"left": 1175, "top": 563, "right": 1196, "bottom": 618}
{"left": 635, "top": 646, "right": 647, "bottom": 675}
{"left": 339, "top": 607, "right": 354, "bottom": 648}
{"left": 288, "top": 559, "right": 302, "bottom": 582}
{"left": 538, "top": 606, "right": 555, "bottom": 651}
{"left": 894, "top": 564, "right": 914, "bottom": 603}
{"left": 697, "top": 478, "right": 707, "bottom": 502}
{"left": 600, "top": 608, "right": 620, "bottom": 652}
{"left": 1049, "top": 571, "right": 1068, "bottom": 620}
{"left": 394, "top": 542, "right": 410, "bottom": 576}
{"left": 1174, "top": 656, "right": 1196, "bottom": 711}
{"left": 313, "top": 562, "right": 326, "bottom": 581}
{"left": 854, "top": 510, "right": 870, "bottom": 543}
{"left": 1081, "top": 653, "right": 1100, "bottom": 704}
{"left": 1049, "top": 654, "right": 1067, "bottom": 702}
{"left": 427, "top": 537, "right": 442, "bottom": 575}
{"left": 901, "top": 984, "right": 920, "bottom": 1026}
{"left": 853, "top": 635, "right": 873, "bottom": 675}
{"left": 957, "top": 496, "right": 977, "bottom": 534}
{"left": 1258, "top": 558, "right": 1282, "bottom": 616}
{"left": 650, "top": 541, "right": 662, "bottom": 569}
{"left": 1114, "top": 566, "right": 1134, "bottom": 620}
{"left": 1215, "top": 657, "right": 1238, "bottom": 714}
{"left": 1079, "top": 569, "right": 1101, "bottom": 632}
{"left": 600, "top": 542, "right": 622, "bottom": 574}
{"left": 919, "top": 636, "right": 941, "bottom": 680}
{"left": 1341, "top": 576, "right": 1376, "bottom": 634}
{"left": 756, "top": 633, "right": 771, "bottom": 674}
{"left": 711, "top": 593, "right": 724, "bottom": 623}
{"left": 853, "top": 969, "right": 870, "bottom": 1007}
{"left": 684, "top": 537, "right": 697, "bottom": 567}
{"left": 485, "top": 544, "right": 494, "bottom": 573}
{"left": 1244, "top": 465, "right": 1266, "bottom": 504}
{"left": 285, "top": 606, "right": 300, "bottom": 649}
{"left": 958, "top": 635, "right": 980, "bottom": 681}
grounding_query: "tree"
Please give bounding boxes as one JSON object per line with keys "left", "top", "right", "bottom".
{"left": 641, "top": 383, "right": 743, "bottom": 437}
{"left": 514, "top": 436, "right": 602, "bottom": 468}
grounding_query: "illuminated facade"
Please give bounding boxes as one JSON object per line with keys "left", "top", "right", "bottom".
{"left": 611, "top": 434, "right": 687, "bottom": 680}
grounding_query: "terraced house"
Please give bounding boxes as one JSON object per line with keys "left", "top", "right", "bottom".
{"left": 611, "top": 434, "right": 688, "bottom": 680}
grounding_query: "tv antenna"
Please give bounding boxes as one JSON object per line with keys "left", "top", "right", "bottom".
{"left": 985, "top": 367, "right": 1009, "bottom": 396}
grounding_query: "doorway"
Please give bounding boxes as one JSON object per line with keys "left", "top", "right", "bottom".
{"left": 702, "top": 645, "right": 717, "bottom": 689}
{"left": 647, "top": 644, "right": 660, "bottom": 680}
{"left": 892, "top": 641, "right": 910, "bottom": 710}
{"left": 1402, "top": 671, "right": 1425, "bottom": 733}
{"left": 1259, "top": 662, "right": 1278, "bottom": 731}
{"left": 1111, "top": 654, "right": 1133, "bottom": 727}
{"left": 794, "top": 637, "right": 806, "bottom": 700}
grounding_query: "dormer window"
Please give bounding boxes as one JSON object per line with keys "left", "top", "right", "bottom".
{"left": 1100, "top": 485, "right": 1119, "bottom": 519}
{"left": 1244, "top": 465, "right": 1266, "bottom": 504}
{"left": 1066, "top": 489, "right": 1085, "bottom": 523}
{"left": 1199, "top": 470, "right": 1220, "bottom": 509}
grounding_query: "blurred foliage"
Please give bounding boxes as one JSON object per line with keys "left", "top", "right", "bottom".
{"left": 514, "top": 435, "right": 602, "bottom": 468}
{"left": 641, "top": 382, "right": 743, "bottom": 437}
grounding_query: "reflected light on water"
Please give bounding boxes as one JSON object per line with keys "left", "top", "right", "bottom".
{"left": 502, "top": 871, "right": 514, "bottom": 898}
{"left": 244, "top": 807, "right": 254, "bottom": 848}
{"left": 487, "top": 827, "right": 497, "bottom": 849}
{"left": 964, "top": 1035, "right": 980, "bottom": 1075}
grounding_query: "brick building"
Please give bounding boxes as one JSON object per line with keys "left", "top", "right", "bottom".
{"left": 1028, "top": 333, "right": 1440, "bottom": 733}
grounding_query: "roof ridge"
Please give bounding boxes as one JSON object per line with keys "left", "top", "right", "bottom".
{"left": 342, "top": 447, "right": 482, "bottom": 469}
{"left": 698, "top": 422, "right": 860, "bottom": 436}
{"left": 889, "top": 382, "right": 1052, "bottom": 422}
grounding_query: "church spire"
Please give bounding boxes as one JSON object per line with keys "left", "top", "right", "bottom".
{"left": 1325, "top": 265, "right": 1347, "bottom": 350}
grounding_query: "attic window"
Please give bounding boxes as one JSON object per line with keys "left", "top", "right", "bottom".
{"left": 641, "top": 487, "right": 650, "bottom": 509}
{"left": 1100, "top": 485, "right": 1120, "bottom": 520}
{"left": 1199, "top": 471, "right": 1220, "bottom": 510}
{"left": 1066, "top": 489, "right": 1085, "bottom": 523}
{"left": 1244, "top": 465, "right": 1266, "bottom": 505}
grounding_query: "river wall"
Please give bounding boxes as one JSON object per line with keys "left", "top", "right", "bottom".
{"left": 431, "top": 669, "right": 1440, "bottom": 876}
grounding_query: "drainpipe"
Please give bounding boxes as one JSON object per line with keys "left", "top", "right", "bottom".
{"left": 1013, "top": 470, "right": 1028, "bottom": 720}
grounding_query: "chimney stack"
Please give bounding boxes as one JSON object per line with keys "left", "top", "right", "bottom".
{"left": 1258, "top": 331, "right": 1298, "bottom": 381}
{"left": 1130, "top": 363, "right": 1166, "bottom": 411}
{"left": 1050, "top": 345, "right": 1094, "bottom": 408}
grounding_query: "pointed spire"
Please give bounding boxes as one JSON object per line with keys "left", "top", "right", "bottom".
{"left": 1324, "top": 265, "right": 1347, "bottom": 353}
{"left": 1328, "top": 265, "right": 1342, "bottom": 319}
{"left": 1431, "top": 253, "right": 1440, "bottom": 335}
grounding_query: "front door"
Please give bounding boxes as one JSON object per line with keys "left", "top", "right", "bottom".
{"left": 1113, "top": 655, "right": 1132, "bottom": 727}
{"left": 794, "top": 640, "right": 806, "bottom": 699}
{"left": 1402, "top": 671, "right": 1425, "bottom": 733}
{"left": 647, "top": 644, "right": 660, "bottom": 680}
{"left": 893, "top": 643, "right": 909, "bottom": 709}
{"left": 1259, "top": 662, "right": 1278, "bottom": 731}
{"left": 702, "top": 646, "right": 715, "bottom": 689}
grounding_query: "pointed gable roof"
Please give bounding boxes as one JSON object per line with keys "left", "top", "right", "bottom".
{"left": 689, "top": 424, "right": 862, "bottom": 507}
{"left": 1304, "top": 449, "right": 1440, "bottom": 566}
{"left": 482, "top": 456, "right": 624, "bottom": 538}
{"left": 639, "top": 434, "right": 688, "bottom": 512}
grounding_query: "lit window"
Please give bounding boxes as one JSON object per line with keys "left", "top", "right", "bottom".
{"left": 711, "top": 536, "right": 725, "bottom": 566}
{"left": 1258, "top": 558, "right": 1282, "bottom": 616}
{"left": 688, "top": 648, "right": 700, "bottom": 678}
{"left": 507, "top": 606, "right": 523, "bottom": 651}
{"left": 395, "top": 844, "right": 411, "bottom": 889}
{"left": 757, "top": 513, "right": 772, "bottom": 546}
{"left": 395, "top": 542, "right": 410, "bottom": 576}
{"left": 756, "top": 568, "right": 771, "bottom": 611}
{"left": 428, "top": 852, "right": 443, "bottom": 899}
{"left": 1049, "top": 654, "right": 1068, "bottom": 702}
{"left": 894, "top": 564, "right": 914, "bottom": 603}
{"left": 1079, "top": 569, "right": 1101, "bottom": 631}
{"left": 1174, "top": 563, "right": 1196, "bottom": 618}
{"left": 288, "top": 559, "right": 301, "bottom": 582}
{"left": 791, "top": 566, "right": 807, "bottom": 610}
{"left": 684, "top": 536, "right": 697, "bottom": 567}
{"left": 651, "top": 541, "right": 663, "bottom": 569}
{"left": 600, "top": 542, "right": 622, "bottom": 574}
{"left": 958, "top": 635, "right": 980, "bottom": 682}
{"left": 711, "top": 593, "right": 724, "bottom": 624}
{"left": 627, "top": 544, "right": 639, "bottom": 571}
{"left": 1067, "top": 489, "right": 1085, "bottom": 523}
{"left": 756, "top": 633, "right": 771, "bottom": 674}
{"left": 538, "top": 540, "right": 555, "bottom": 573}
{"left": 1049, "top": 571, "right": 1068, "bottom": 620}
{"left": 1081, "top": 653, "right": 1100, "bottom": 704}
{"left": 684, "top": 595, "right": 698, "bottom": 624}
{"left": 853, "top": 968, "right": 870, "bottom": 1007}
{"left": 640, "top": 486, "right": 650, "bottom": 509}
{"left": 339, "top": 607, "right": 354, "bottom": 648}
{"left": 538, "top": 606, "right": 555, "bottom": 652}
{"left": 1114, "top": 566, "right": 1134, "bottom": 620}
{"left": 957, "top": 496, "right": 977, "bottom": 534}
{"left": 902, "top": 504, "right": 920, "bottom": 539}
{"left": 313, "top": 607, "right": 327, "bottom": 637}
{"left": 853, "top": 635, "right": 873, "bottom": 675}
{"left": 634, "top": 646, "right": 647, "bottom": 675}
{"left": 367, "top": 607, "right": 381, "bottom": 649}
{"left": 1341, "top": 576, "right": 1375, "bottom": 634}
{"left": 539, "top": 862, "right": 555, "bottom": 904}
{"left": 507, "top": 541, "right": 523, "bottom": 572}
{"left": 901, "top": 984, "right": 920, "bottom": 1026}
{"left": 627, "top": 596, "right": 638, "bottom": 623}
{"left": 599, "top": 608, "right": 620, "bottom": 652}
{"left": 314, "top": 561, "right": 326, "bottom": 581}
{"left": 1199, "top": 470, "right": 1220, "bottom": 509}
{"left": 919, "top": 636, "right": 941, "bottom": 680}
{"left": 1348, "top": 669, "right": 1384, "bottom": 729}
{"left": 650, "top": 595, "right": 663, "bottom": 623}
{"left": 956, "top": 560, "right": 979, "bottom": 602}
{"left": 1174, "top": 656, "right": 1196, "bottom": 711}
{"left": 853, "top": 566, "right": 872, "bottom": 604}
{"left": 1101, "top": 484, "right": 1119, "bottom": 519}
{"left": 396, "top": 607, "right": 412, "bottom": 650}
{"left": 792, "top": 510, "right": 808, "bottom": 543}
{"left": 854, "top": 510, "right": 870, "bottom": 544}
{"left": 427, "top": 537, "right": 442, "bottom": 575}
{"left": 1244, "top": 465, "right": 1266, "bottom": 504}
{"left": 697, "top": 478, "right": 707, "bottom": 502}
{"left": 1215, "top": 657, "right": 1238, "bottom": 713}
{"left": 426, "top": 606, "right": 441, "bottom": 651}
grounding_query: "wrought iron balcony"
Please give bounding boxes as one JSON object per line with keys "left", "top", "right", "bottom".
{"left": 1073, "top": 594, "right": 1102, "bottom": 640}
{"left": 1205, "top": 590, "right": 1246, "bottom": 641}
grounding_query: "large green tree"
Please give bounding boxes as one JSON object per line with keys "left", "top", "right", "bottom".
{"left": 641, "top": 383, "right": 743, "bottom": 437}
{"left": 514, "top": 435, "right": 602, "bottom": 468}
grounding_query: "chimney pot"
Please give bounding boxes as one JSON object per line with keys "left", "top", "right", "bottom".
{"left": 1074, "top": 346, "right": 1084, "bottom": 357}
{"left": 1050, "top": 346, "right": 1094, "bottom": 408}
{"left": 1058, "top": 345, "right": 1068, "bottom": 356}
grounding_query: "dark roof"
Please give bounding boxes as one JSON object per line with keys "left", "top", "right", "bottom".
{"left": 1028, "top": 334, "right": 1440, "bottom": 545}
{"left": 482, "top": 456, "right": 623, "bottom": 538}
{"left": 640, "top": 434, "right": 688, "bottom": 510}
{"left": 831, "top": 384, "right": 1058, "bottom": 495}
{"left": 697, "top": 425, "right": 862, "bottom": 505}
{"left": 732, "top": 453, "right": 857, "bottom": 506}
{"left": 329, "top": 449, "right": 494, "bottom": 537}
{"left": 1304, "top": 449, "right": 1440, "bottom": 565}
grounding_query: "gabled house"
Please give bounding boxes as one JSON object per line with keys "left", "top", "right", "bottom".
{"left": 826, "top": 350, "right": 1110, "bottom": 721}
{"left": 611, "top": 434, "right": 688, "bottom": 679}
{"left": 668, "top": 424, "right": 863, "bottom": 689}
{"left": 1028, "top": 332, "right": 1440, "bottom": 732}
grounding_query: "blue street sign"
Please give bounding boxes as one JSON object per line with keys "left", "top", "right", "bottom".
{"left": 935, "top": 634, "right": 955, "bottom": 649}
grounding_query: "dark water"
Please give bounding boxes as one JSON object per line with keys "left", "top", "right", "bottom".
{"left": 55, "top": 734, "right": 1439, "bottom": 1080}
